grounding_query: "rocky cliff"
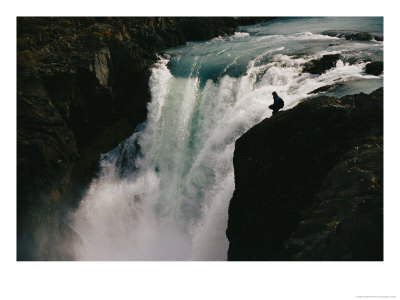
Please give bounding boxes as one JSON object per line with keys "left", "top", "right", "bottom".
{"left": 226, "top": 88, "right": 383, "bottom": 261}
{"left": 17, "top": 17, "right": 274, "bottom": 260}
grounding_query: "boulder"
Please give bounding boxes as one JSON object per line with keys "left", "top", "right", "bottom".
{"left": 365, "top": 61, "right": 383, "bottom": 76}
{"left": 303, "top": 54, "right": 341, "bottom": 75}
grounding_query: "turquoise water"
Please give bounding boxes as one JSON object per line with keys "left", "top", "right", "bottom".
{"left": 70, "top": 17, "right": 383, "bottom": 260}
{"left": 166, "top": 17, "right": 383, "bottom": 95}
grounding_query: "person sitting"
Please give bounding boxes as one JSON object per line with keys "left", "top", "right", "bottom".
{"left": 269, "top": 91, "right": 284, "bottom": 115}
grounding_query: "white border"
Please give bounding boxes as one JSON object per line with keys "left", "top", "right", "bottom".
{"left": 2, "top": 1, "right": 399, "bottom": 300}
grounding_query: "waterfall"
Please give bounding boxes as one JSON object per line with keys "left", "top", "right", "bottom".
{"left": 69, "top": 17, "right": 383, "bottom": 260}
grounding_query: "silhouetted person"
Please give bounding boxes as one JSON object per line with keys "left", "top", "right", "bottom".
{"left": 269, "top": 91, "right": 284, "bottom": 115}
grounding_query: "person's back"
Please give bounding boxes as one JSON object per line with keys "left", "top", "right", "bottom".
{"left": 269, "top": 91, "right": 284, "bottom": 115}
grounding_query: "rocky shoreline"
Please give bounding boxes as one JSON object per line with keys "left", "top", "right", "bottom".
{"left": 226, "top": 88, "right": 383, "bottom": 260}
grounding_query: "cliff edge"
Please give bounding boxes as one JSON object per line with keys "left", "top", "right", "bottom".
{"left": 226, "top": 88, "right": 383, "bottom": 260}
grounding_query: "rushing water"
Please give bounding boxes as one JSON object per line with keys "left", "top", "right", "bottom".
{"left": 69, "top": 17, "right": 383, "bottom": 260}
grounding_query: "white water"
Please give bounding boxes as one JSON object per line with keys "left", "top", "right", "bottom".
{"left": 69, "top": 17, "right": 383, "bottom": 260}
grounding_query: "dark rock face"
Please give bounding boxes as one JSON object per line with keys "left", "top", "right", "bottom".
{"left": 303, "top": 54, "right": 341, "bottom": 75}
{"left": 365, "top": 61, "right": 383, "bottom": 76}
{"left": 226, "top": 88, "right": 383, "bottom": 261}
{"left": 179, "top": 18, "right": 237, "bottom": 41}
{"left": 322, "top": 30, "right": 383, "bottom": 41}
{"left": 17, "top": 17, "right": 275, "bottom": 260}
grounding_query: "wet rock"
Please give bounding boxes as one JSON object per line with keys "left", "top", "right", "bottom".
{"left": 303, "top": 54, "right": 341, "bottom": 75}
{"left": 372, "top": 34, "right": 384, "bottom": 41}
{"left": 226, "top": 88, "right": 383, "bottom": 261}
{"left": 322, "top": 30, "right": 382, "bottom": 41}
{"left": 345, "top": 32, "right": 372, "bottom": 41}
{"left": 308, "top": 83, "right": 343, "bottom": 94}
{"left": 365, "top": 61, "right": 383, "bottom": 76}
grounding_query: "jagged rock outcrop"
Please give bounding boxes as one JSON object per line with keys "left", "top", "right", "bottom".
{"left": 226, "top": 88, "right": 383, "bottom": 261}
{"left": 303, "top": 54, "right": 341, "bottom": 75}
{"left": 17, "top": 17, "right": 274, "bottom": 260}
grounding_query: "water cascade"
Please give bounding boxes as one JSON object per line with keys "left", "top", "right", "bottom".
{"left": 70, "top": 17, "right": 383, "bottom": 260}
